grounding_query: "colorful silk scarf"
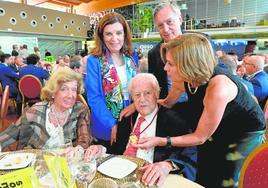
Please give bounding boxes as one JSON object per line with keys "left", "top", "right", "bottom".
{"left": 99, "top": 49, "right": 136, "bottom": 119}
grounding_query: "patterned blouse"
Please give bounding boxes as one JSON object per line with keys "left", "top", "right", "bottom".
{"left": 0, "top": 101, "right": 92, "bottom": 150}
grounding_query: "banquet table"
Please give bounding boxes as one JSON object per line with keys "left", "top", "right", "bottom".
{"left": 0, "top": 150, "right": 204, "bottom": 188}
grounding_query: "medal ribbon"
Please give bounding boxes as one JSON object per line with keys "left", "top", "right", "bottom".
{"left": 130, "top": 105, "right": 160, "bottom": 137}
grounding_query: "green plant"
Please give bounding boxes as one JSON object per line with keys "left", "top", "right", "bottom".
{"left": 133, "top": 4, "right": 153, "bottom": 33}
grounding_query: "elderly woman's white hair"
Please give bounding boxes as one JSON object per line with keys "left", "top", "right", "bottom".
{"left": 128, "top": 73, "right": 160, "bottom": 96}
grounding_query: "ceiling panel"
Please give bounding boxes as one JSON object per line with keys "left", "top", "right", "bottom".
{"left": 3, "top": 0, "right": 150, "bottom": 15}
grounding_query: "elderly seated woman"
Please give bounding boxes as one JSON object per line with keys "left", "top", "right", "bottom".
{"left": 0, "top": 67, "right": 104, "bottom": 160}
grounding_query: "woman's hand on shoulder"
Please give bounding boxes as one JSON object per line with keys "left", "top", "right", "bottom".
{"left": 157, "top": 98, "right": 173, "bottom": 108}
{"left": 119, "top": 104, "right": 136, "bottom": 121}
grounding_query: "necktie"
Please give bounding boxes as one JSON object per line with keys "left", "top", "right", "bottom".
{"left": 123, "top": 116, "right": 145, "bottom": 156}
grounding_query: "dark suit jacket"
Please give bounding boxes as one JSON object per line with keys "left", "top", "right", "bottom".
{"left": 148, "top": 41, "right": 168, "bottom": 99}
{"left": 113, "top": 106, "right": 197, "bottom": 181}
{"left": 250, "top": 70, "right": 268, "bottom": 109}
{"left": 0, "top": 63, "right": 20, "bottom": 98}
{"left": 19, "top": 64, "right": 50, "bottom": 85}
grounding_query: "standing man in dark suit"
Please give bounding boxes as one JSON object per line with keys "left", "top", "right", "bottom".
{"left": 114, "top": 73, "right": 197, "bottom": 187}
{"left": 148, "top": 1, "right": 188, "bottom": 102}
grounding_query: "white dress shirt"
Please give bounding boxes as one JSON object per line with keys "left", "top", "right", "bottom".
{"left": 133, "top": 106, "right": 158, "bottom": 163}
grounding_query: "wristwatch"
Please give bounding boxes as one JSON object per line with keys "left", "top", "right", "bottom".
{"left": 166, "top": 136, "right": 172, "bottom": 148}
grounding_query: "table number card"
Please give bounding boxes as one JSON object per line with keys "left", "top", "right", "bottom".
{"left": 0, "top": 167, "right": 39, "bottom": 188}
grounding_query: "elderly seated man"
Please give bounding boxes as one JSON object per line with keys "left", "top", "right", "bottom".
{"left": 113, "top": 73, "right": 197, "bottom": 187}
{"left": 243, "top": 54, "right": 268, "bottom": 109}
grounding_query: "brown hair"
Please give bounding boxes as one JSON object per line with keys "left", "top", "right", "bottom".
{"left": 161, "top": 33, "right": 217, "bottom": 85}
{"left": 91, "top": 12, "right": 132, "bottom": 57}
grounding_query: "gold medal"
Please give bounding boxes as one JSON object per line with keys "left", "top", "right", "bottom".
{"left": 130, "top": 134, "right": 138, "bottom": 144}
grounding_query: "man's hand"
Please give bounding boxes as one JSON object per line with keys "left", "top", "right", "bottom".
{"left": 110, "top": 124, "right": 118, "bottom": 145}
{"left": 119, "top": 104, "right": 136, "bottom": 121}
{"left": 140, "top": 161, "right": 173, "bottom": 187}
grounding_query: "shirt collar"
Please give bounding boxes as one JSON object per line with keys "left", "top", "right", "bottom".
{"left": 137, "top": 105, "right": 158, "bottom": 123}
{"left": 248, "top": 70, "right": 263, "bottom": 80}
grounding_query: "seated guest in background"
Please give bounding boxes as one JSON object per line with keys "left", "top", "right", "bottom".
{"left": 236, "top": 64, "right": 247, "bottom": 78}
{"left": 19, "top": 54, "right": 49, "bottom": 85}
{"left": 223, "top": 54, "right": 254, "bottom": 95}
{"left": 137, "top": 57, "right": 148, "bottom": 73}
{"left": 0, "top": 68, "right": 104, "bottom": 158}
{"left": 243, "top": 54, "right": 268, "bottom": 109}
{"left": 53, "top": 57, "right": 67, "bottom": 71}
{"left": 258, "top": 53, "right": 268, "bottom": 74}
{"left": 0, "top": 54, "right": 20, "bottom": 100}
{"left": 70, "top": 55, "right": 83, "bottom": 74}
{"left": 9, "top": 56, "right": 26, "bottom": 73}
{"left": 63, "top": 54, "right": 71, "bottom": 67}
{"left": 114, "top": 73, "right": 197, "bottom": 186}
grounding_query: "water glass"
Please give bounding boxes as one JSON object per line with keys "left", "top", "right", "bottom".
{"left": 75, "top": 159, "right": 96, "bottom": 184}
{"left": 121, "top": 177, "right": 141, "bottom": 188}
{"left": 121, "top": 182, "right": 141, "bottom": 188}
{"left": 88, "top": 178, "right": 118, "bottom": 188}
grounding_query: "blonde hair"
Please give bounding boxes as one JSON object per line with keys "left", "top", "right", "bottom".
{"left": 41, "top": 67, "right": 84, "bottom": 101}
{"left": 161, "top": 33, "right": 217, "bottom": 85}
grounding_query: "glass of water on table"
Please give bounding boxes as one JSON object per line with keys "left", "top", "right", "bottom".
{"left": 75, "top": 158, "right": 97, "bottom": 186}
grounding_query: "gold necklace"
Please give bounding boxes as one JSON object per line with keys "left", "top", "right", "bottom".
{"left": 187, "top": 82, "right": 198, "bottom": 95}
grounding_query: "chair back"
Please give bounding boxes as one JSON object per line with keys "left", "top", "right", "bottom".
{"left": 264, "top": 98, "right": 268, "bottom": 120}
{"left": 77, "top": 94, "right": 88, "bottom": 106}
{"left": 239, "top": 143, "right": 268, "bottom": 188}
{"left": 0, "top": 85, "right": 9, "bottom": 130}
{"left": 18, "top": 75, "right": 42, "bottom": 113}
{"left": 0, "top": 82, "right": 2, "bottom": 97}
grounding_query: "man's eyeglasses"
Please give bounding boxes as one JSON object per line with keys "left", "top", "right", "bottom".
{"left": 244, "top": 63, "right": 255, "bottom": 66}
{"left": 132, "top": 90, "right": 154, "bottom": 100}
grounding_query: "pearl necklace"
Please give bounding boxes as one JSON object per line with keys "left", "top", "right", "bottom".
{"left": 49, "top": 104, "right": 69, "bottom": 127}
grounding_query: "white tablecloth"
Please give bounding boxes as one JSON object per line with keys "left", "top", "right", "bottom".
{"left": 162, "top": 174, "right": 204, "bottom": 188}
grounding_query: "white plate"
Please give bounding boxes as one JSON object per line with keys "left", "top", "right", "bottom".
{"left": 97, "top": 157, "right": 137, "bottom": 179}
{"left": 0, "top": 153, "right": 36, "bottom": 170}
